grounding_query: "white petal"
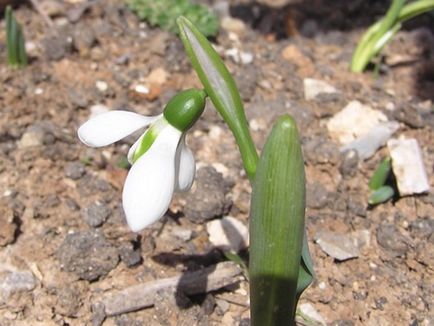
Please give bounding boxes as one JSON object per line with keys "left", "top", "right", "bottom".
{"left": 122, "top": 125, "right": 182, "bottom": 232}
{"left": 175, "top": 136, "right": 196, "bottom": 192}
{"left": 78, "top": 111, "right": 159, "bottom": 147}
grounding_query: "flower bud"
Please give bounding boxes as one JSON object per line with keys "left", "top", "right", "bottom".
{"left": 163, "top": 89, "right": 206, "bottom": 132}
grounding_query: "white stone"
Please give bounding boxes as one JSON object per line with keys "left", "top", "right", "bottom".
{"left": 95, "top": 80, "right": 108, "bottom": 92}
{"left": 303, "top": 78, "right": 338, "bottom": 101}
{"left": 340, "top": 121, "right": 399, "bottom": 160}
{"left": 89, "top": 104, "right": 110, "bottom": 119}
{"left": 221, "top": 16, "right": 246, "bottom": 35}
{"left": 315, "top": 229, "right": 370, "bottom": 261}
{"left": 224, "top": 48, "right": 253, "bottom": 65}
{"left": 299, "top": 303, "right": 327, "bottom": 326}
{"left": 0, "top": 265, "right": 36, "bottom": 303}
{"left": 207, "top": 216, "right": 249, "bottom": 253}
{"left": 387, "top": 138, "right": 430, "bottom": 195}
{"left": 327, "top": 101, "right": 388, "bottom": 144}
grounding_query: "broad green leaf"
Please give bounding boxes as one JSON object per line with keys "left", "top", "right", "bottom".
{"left": 177, "top": 16, "right": 258, "bottom": 180}
{"left": 249, "top": 115, "right": 306, "bottom": 326}
{"left": 369, "top": 157, "right": 392, "bottom": 190}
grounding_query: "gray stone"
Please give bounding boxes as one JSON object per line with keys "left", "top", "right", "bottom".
{"left": 306, "top": 182, "right": 329, "bottom": 209}
{"left": 55, "top": 286, "right": 81, "bottom": 317}
{"left": 73, "top": 22, "right": 96, "bottom": 54}
{"left": 43, "top": 34, "right": 73, "bottom": 61}
{"left": 0, "top": 268, "right": 36, "bottom": 303}
{"left": 393, "top": 104, "right": 424, "bottom": 128}
{"left": 315, "top": 230, "right": 370, "bottom": 261}
{"left": 65, "top": 162, "right": 85, "bottom": 180}
{"left": 56, "top": 230, "right": 119, "bottom": 281}
{"left": 340, "top": 122, "right": 399, "bottom": 160}
{"left": 184, "top": 167, "right": 232, "bottom": 223}
{"left": 118, "top": 242, "right": 142, "bottom": 267}
{"left": 304, "top": 137, "right": 340, "bottom": 165}
{"left": 304, "top": 78, "right": 338, "bottom": 101}
{"left": 377, "top": 224, "right": 408, "bottom": 257}
{"left": 82, "top": 202, "right": 111, "bottom": 227}
{"left": 18, "top": 125, "right": 45, "bottom": 148}
{"left": 339, "top": 149, "right": 359, "bottom": 177}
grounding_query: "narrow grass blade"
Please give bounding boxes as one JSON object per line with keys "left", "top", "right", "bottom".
{"left": 351, "top": 0, "right": 405, "bottom": 72}
{"left": 177, "top": 16, "right": 258, "bottom": 180}
{"left": 250, "top": 115, "right": 306, "bottom": 326}
{"left": 369, "top": 157, "right": 392, "bottom": 190}
{"left": 369, "top": 185, "right": 395, "bottom": 205}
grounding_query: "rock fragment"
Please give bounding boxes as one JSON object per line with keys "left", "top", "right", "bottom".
{"left": 327, "top": 101, "right": 387, "bottom": 144}
{"left": 0, "top": 267, "right": 36, "bottom": 303}
{"left": 387, "top": 138, "right": 430, "bottom": 195}
{"left": 315, "top": 230, "right": 370, "bottom": 261}
{"left": 56, "top": 230, "right": 119, "bottom": 281}
{"left": 298, "top": 303, "right": 327, "bottom": 326}
{"left": 206, "top": 216, "right": 249, "bottom": 253}
{"left": 304, "top": 78, "right": 338, "bottom": 101}
{"left": 82, "top": 202, "right": 111, "bottom": 227}
{"left": 184, "top": 166, "right": 232, "bottom": 223}
{"left": 376, "top": 224, "right": 408, "bottom": 257}
{"left": 340, "top": 121, "right": 399, "bottom": 160}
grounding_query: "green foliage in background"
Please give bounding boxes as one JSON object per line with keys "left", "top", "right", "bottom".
{"left": 127, "top": 0, "right": 219, "bottom": 37}
{"left": 351, "top": 0, "right": 434, "bottom": 72}
{"left": 5, "top": 6, "right": 27, "bottom": 68}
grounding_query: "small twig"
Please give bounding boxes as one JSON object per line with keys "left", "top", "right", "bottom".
{"left": 100, "top": 261, "right": 243, "bottom": 317}
{"left": 28, "top": 0, "right": 53, "bottom": 27}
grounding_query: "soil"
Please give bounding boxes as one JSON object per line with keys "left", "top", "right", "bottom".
{"left": 0, "top": 0, "right": 433, "bottom": 325}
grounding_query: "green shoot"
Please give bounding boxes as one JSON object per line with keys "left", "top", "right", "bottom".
{"left": 5, "top": 6, "right": 28, "bottom": 68}
{"left": 368, "top": 157, "right": 395, "bottom": 205}
{"left": 351, "top": 0, "right": 434, "bottom": 73}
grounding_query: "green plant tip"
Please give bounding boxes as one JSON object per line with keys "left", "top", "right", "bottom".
{"left": 369, "top": 185, "right": 395, "bottom": 205}
{"left": 163, "top": 89, "right": 207, "bottom": 132}
{"left": 369, "top": 157, "right": 392, "bottom": 190}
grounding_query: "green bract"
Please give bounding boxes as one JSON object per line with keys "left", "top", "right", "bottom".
{"left": 163, "top": 88, "right": 207, "bottom": 132}
{"left": 177, "top": 16, "right": 258, "bottom": 181}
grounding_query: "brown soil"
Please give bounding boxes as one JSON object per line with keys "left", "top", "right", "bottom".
{"left": 0, "top": 1, "right": 433, "bottom": 325}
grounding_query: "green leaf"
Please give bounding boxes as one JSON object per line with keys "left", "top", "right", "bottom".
{"left": 369, "top": 157, "right": 392, "bottom": 190}
{"left": 297, "top": 229, "right": 314, "bottom": 297}
{"left": 351, "top": 0, "right": 405, "bottom": 72}
{"left": 177, "top": 16, "right": 258, "bottom": 181}
{"left": 369, "top": 185, "right": 395, "bottom": 205}
{"left": 249, "top": 115, "right": 306, "bottom": 326}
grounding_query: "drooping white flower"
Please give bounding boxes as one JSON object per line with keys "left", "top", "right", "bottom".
{"left": 78, "top": 89, "right": 206, "bottom": 231}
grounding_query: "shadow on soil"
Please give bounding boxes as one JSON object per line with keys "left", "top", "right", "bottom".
{"left": 152, "top": 216, "right": 248, "bottom": 308}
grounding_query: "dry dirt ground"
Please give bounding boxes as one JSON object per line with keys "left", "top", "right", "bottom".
{"left": 0, "top": 0, "right": 433, "bottom": 325}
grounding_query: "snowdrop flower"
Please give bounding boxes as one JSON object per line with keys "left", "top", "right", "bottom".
{"left": 78, "top": 89, "right": 207, "bottom": 231}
